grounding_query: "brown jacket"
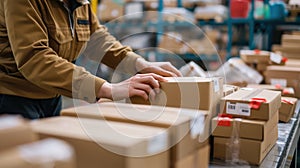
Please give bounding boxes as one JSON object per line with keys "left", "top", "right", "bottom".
{"left": 0, "top": 0, "right": 141, "bottom": 102}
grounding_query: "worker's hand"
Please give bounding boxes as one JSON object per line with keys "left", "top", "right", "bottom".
{"left": 97, "top": 73, "right": 167, "bottom": 101}
{"left": 135, "top": 58, "right": 182, "bottom": 77}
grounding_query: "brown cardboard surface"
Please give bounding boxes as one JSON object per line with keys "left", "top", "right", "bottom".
{"left": 272, "top": 44, "right": 299, "bottom": 53}
{"left": 285, "top": 59, "right": 300, "bottom": 67}
{"left": 213, "top": 124, "right": 278, "bottom": 165}
{"left": 30, "top": 117, "right": 169, "bottom": 168}
{"left": 61, "top": 102, "right": 208, "bottom": 162}
{"left": 240, "top": 50, "right": 270, "bottom": 63}
{"left": 98, "top": 0, "right": 124, "bottom": 21}
{"left": 129, "top": 77, "right": 223, "bottom": 148}
{"left": 212, "top": 112, "right": 278, "bottom": 141}
{"left": 0, "top": 139, "right": 76, "bottom": 168}
{"left": 282, "top": 34, "right": 300, "bottom": 46}
{"left": 246, "top": 84, "right": 296, "bottom": 97}
{"left": 221, "top": 89, "right": 281, "bottom": 120}
{"left": 129, "top": 77, "right": 223, "bottom": 111}
{"left": 265, "top": 65, "right": 300, "bottom": 98}
{"left": 175, "top": 142, "right": 210, "bottom": 168}
{"left": 0, "top": 116, "right": 37, "bottom": 152}
{"left": 256, "top": 63, "right": 269, "bottom": 71}
{"left": 279, "top": 97, "right": 298, "bottom": 122}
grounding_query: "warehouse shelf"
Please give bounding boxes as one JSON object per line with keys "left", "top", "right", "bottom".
{"left": 210, "top": 100, "right": 300, "bottom": 167}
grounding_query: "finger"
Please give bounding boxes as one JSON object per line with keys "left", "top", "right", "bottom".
{"left": 135, "top": 75, "right": 160, "bottom": 89}
{"left": 161, "top": 64, "right": 182, "bottom": 77}
{"left": 130, "top": 89, "right": 148, "bottom": 100}
{"left": 133, "top": 83, "right": 154, "bottom": 96}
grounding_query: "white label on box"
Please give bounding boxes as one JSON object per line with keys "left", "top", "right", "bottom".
{"left": 236, "top": 103, "right": 251, "bottom": 116}
{"left": 226, "top": 102, "right": 239, "bottom": 115}
{"left": 270, "top": 78, "right": 287, "bottom": 87}
{"left": 226, "top": 102, "right": 251, "bottom": 116}
{"left": 213, "top": 79, "right": 220, "bottom": 93}
{"left": 148, "top": 132, "right": 168, "bottom": 154}
{"left": 270, "top": 52, "right": 282, "bottom": 64}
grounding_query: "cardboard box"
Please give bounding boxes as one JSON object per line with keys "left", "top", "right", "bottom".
{"left": 98, "top": 0, "right": 125, "bottom": 21}
{"left": 175, "top": 141, "right": 210, "bottom": 168}
{"left": 240, "top": 50, "right": 270, "bottom": 63}
{"left": 30, "top": 117, "right": 169, "bottom": 168}
{"left": 285, "top": 59, "right": 300, "bottom": 67}
{"left": 256, "top": 63, "right": 269, "bottom": 71}
{"left": 246, "top": 84, "right": 296, "bottom": 97}
{"left": 0, "top": 116, "right": 37, "bottom": 152}
{"left": 213, "top": 124, "right": 278, "bottom": 165}
{"left": 130, "top": 77, "right": 223, "bottom": 111}
{"left": 279, "top": 97, "right": 298, "bottom": 122}
{"left": 221, "top": 88, "right": 281, "bottom": 120}
{"left": 282, "top": 34, "right": 300, "bottom": 47}
{"left": 265, "top": 65, "right": 300, "bottom": 98}
{"left": 212, "top": 112, "right": 278, "bottom": 141}
{"left": 0, "top": 138, "right": 76, "bottom": 168}
{"left": 61, "top": 102, "right": 208, "bottom": 164}
{"left": 223, "top": 84, "right": 239, "bottom": 97}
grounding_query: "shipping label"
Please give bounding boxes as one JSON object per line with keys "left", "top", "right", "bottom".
{"left": 226, "top": 102, "right": 251, "bottom": 116}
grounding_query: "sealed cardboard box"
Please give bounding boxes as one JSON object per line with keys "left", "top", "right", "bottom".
{"left": 212, "top": 112, "right": 278, "bottom": 141}
{"left": 0, "top": 116, "right": 37, "bottom": 152}
{"left": 279, "top": 97, "right": 298, "bottom": 123}
{"left": 213, "top": 124, "right": 278, "bottom": 165}
{"left": 285, "top": 59, "right": 300, "bottom": 67}
{"left": 240, "top": 50, "right": 270, "bottom": 63}
{"left": 223, "top": 84, "right": 239, "bottom": 97}
{"left": 130, "top": 77, "right": 223, "bottom": 111}
{"left": 282, "top": 34, "right": 300, "bottom": 47}
{"left": 0, "top": 138, "right": 76, "bottom": 168}
{"left": 175, "top": 140, "right": 210, "bottom": 168}
{"left": 221, "top": 88, "right": 281, "bottom": 120}
{"left": 256, "top": 63, "right": 269, "bottom": 71}
{"left": 61, "top": 102, "right": 208, "bottom": 164}
{"left": 246, "top": 84, "right": 296, "bottom": 97}
{"left": 31, "top": 117, "right": 169, "bottom": 168}
{"left": 265, "top": 65, "right": 300, "bottom": 98}
{"left": 98, "top": 0, "right": 125, "bottom": 21}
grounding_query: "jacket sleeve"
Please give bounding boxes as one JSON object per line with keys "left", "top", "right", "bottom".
{"left": 4, "top": 0, "right": 104, "bottom": 103}
{"left": 88, "top": 6, "right": 143, "bottom": 75}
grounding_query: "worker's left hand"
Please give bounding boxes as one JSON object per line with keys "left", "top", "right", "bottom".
{"left": 135, "top": 58, "right": 182, "bottom": 77}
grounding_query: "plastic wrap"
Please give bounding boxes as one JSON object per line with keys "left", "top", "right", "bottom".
{"left": 215, "top": 58, "right": 263, "bottom": 85}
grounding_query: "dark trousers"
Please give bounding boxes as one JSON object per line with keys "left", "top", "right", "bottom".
{"left": 0, "top": 94, "right": 62, "bottom": 120}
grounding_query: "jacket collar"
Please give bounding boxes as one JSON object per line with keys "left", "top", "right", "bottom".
{"left": 58, "top": 0, "right": 90, "bottom": 5}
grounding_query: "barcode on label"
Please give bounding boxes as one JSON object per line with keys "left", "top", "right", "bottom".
{"left": 237, "top": 103, "right": 251, "bottom": 116}
{"left": 228, "top": 104, "right": 236, "bottom": 110}
{"left": 226, "top": 102, "right": 239, "bottom": 115}
{"left": 226, "top": 102, "right": 251, "bottom": 116}
{"left": 241, "top": 109, "right": 250, "bottom": 113}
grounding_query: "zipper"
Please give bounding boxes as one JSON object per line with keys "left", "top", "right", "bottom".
{"left": 62, "top": 2, "right": 75, "bottom": 38}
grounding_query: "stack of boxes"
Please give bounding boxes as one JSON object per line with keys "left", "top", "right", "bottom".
{"left": 60, "top": 103, "right": 209, "bottom": 168}
{"left": 31, "top": 116, "right": 170, "bottom": 168}
{"left": 240, "top": 49, "right": 286, "bottom": 75}
{"left": 272, "top": 32, "right": 300, "bottom": 60}
{"left": 0, "top": 116, "right": 76, "bottom": 168}
{"left": 212, "top": 88, "right": 282, "bottom": 165}
{"left": 246, "top": 84, "right": 298, "bottom": 123}
{"left": 0, "top": 76, "right": 225, "bottom": 168}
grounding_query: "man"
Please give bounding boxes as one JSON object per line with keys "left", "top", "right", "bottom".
{"left": 0, "top": 0, "right": 181, "bottom": 119}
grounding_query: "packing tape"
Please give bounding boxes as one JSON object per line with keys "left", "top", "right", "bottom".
{"left": 249, "top": 98, "right": 267, "bottom": 110}
{"left": 217, "top": 114, "right": 232, "bottom": 127}
{"left": 281, "top": 98, "right": 295, "bottom": 105}
{"left": 226, "top": 119, "right": 241, "bottom": 163}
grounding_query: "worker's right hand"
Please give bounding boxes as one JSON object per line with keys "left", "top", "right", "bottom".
{"left": 97, "top": 73, "right": 167, "bottom": 101}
